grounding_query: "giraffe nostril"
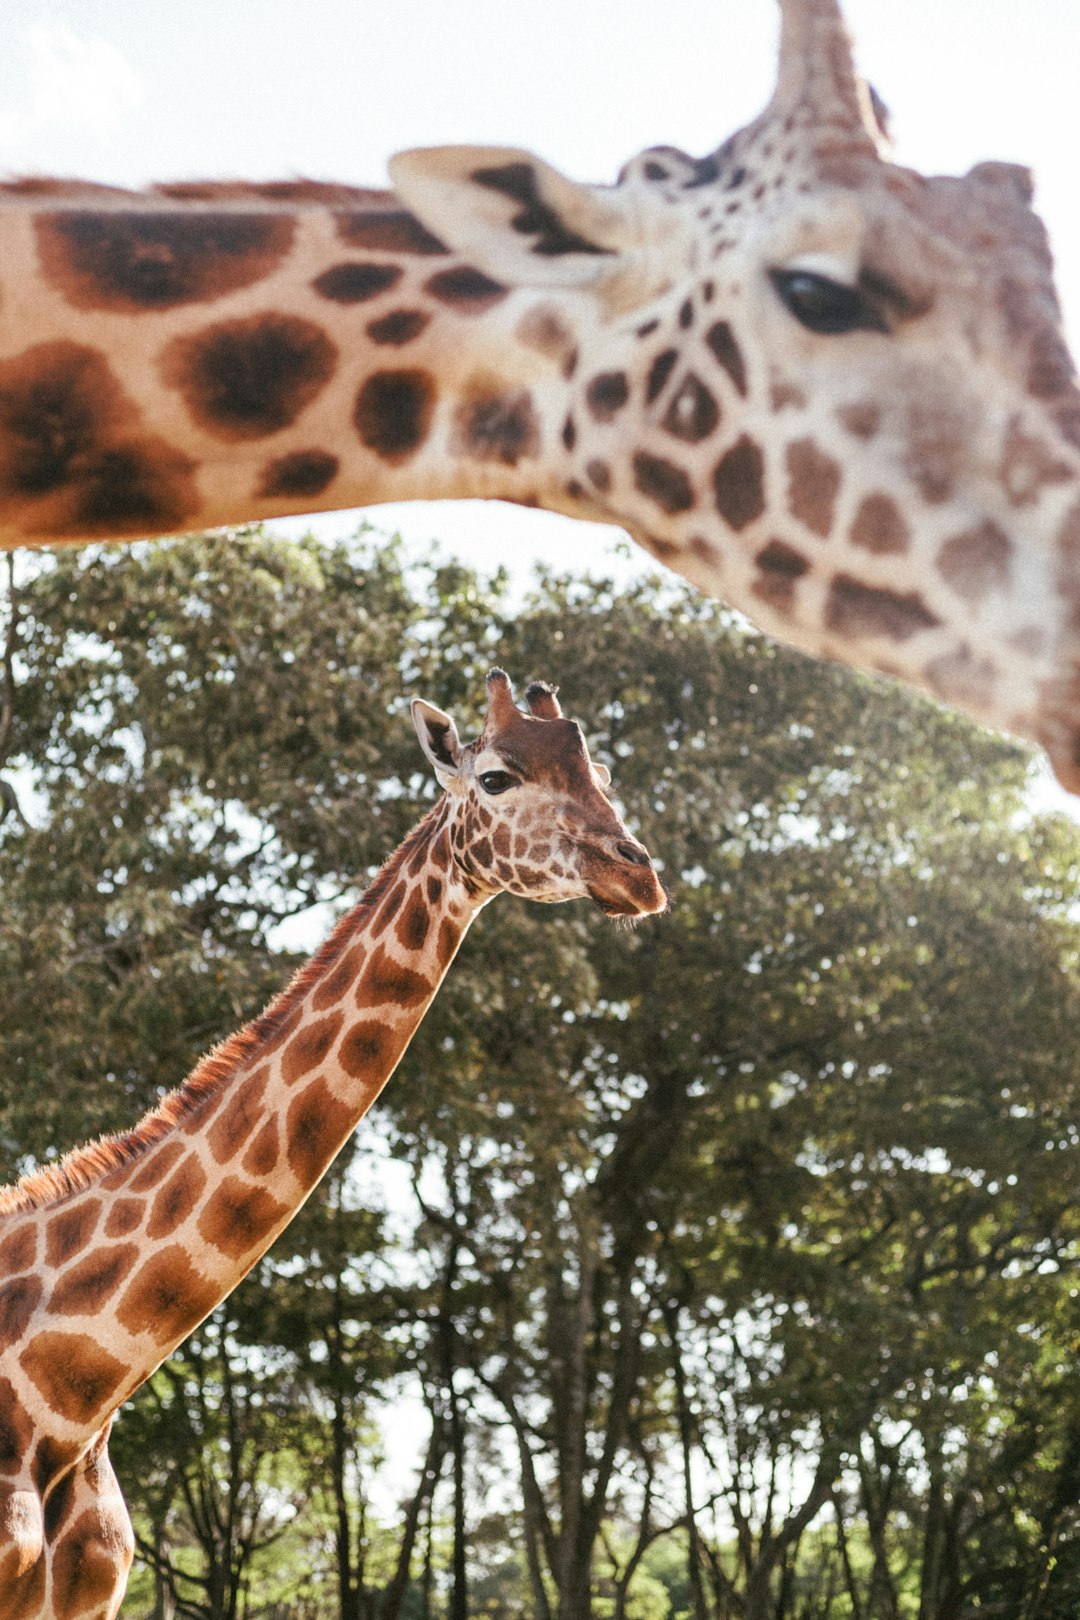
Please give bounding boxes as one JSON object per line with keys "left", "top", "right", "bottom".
{"left": 616, "top": 839, "right": 652, "bottom": 868}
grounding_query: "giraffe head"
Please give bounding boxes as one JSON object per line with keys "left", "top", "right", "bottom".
{"left": 412, "top": 669, "right": 666, "bottom": 917}
{"left": 392, "top": 0, "right": 1080, "bottom": 791}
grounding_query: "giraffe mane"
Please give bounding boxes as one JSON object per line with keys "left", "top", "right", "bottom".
{"left": 0, "top": 802, "right": 445, "bottom": 1218}
{"left": 0, "top": 176, "right": 396, "bottom": 208}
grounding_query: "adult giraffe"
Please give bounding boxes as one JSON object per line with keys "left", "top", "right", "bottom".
{"left": 2, "top": 0, "right": 1079, "bottom": 786}
{"left": 0, "top": 670, "right": 666, "bottom": 1620}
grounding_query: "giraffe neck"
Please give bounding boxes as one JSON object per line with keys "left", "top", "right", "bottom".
{"left": 0, "top": 797, "right": 485, "bottom": 1463}
{"left": 0, "top": 181, "right": 576, "bottom": 543}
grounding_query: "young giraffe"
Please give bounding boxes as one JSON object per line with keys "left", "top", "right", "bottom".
{"left": 0, "top": 670, "right": 665, "bottom": 1620}
{"left": 1, "top": 1, "right": 1079, "bottom": 787}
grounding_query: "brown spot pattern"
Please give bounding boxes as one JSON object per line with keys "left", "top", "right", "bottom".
{"left": 424, "top": 266, "right": 508, "bottom": 310}
{"left": 125, "top": 1142, "right": 185, "bottom": 1194}
{"left": 104, "top": 1200, "right": 144, "bottom": 1239}
{"left": 51, "top": 1507, "right": 132, "bottom": 1619}
{"left": 116, "top": 1247, "right": 219, "bottom": 1346}
{"left": 938, "top": 520, "right": 1013, "bottom": 603}
{"left": 286, "top": 1081, "right": 355, "bottom": 1190}
{"left": 48, "top": 1246, "right": 138, "bottom": 1316}
{"left": 339, "top": 1019, "right": 395, "bottom": 1080}
{"left": 453, "top": 388, "right": 539, "bottom": 465}
{"left": 587, "top": 458, "right": 611, "bottom": 491}
{"left": 838, "top": 401, "right": 881, "bottom": 439}
{"left": 714, "top": 436, "right": 766, "bottom": 531}
{"left": 826, "top": 576, "right": 941, "bottom": 641}
{"left": 354, "top": 369, "right": 436, "bottom": 463}
{"left": 754, "top": 538, "right": 810, "bottom": 612}
{"left": 850, "top": 493, "right": 910, "bottom": 555}
{"left": 645, "top": 349, "right": 678, "bottom": 404}
{"left": 45, "top": 1201, "right": 102, "bottom": 1268}
{"left": 312, "top": 944, "right": 367, "bottom": 1011}
{"left": 364, "top": 945, "right": 432, "bottom": 1009}
{"left": 162, "top": 314, "right": 337, "bottom": 441}
{"left": 19, "top": 1332, "right": 126, "bottom": 1424}
{"left": 786, "top": 439, "right": 841, "bottom": 538}
{"left": 146, "top": 1159, "right": 208, "bottom": 1238}
{"left": 243, "top": 1119, "right": 280, "bottom": 1177}
{"left": 0, "top": 1226, "right": 36, "bottom": 1274}
{"left": 0, "top": 342, "right": 197, "bottom": 537}
{"left": 367, "top": 309, "right": 430, "bottom": 346}
{"left": 663, "top": 373, "right": 720, "bottom": 442}
{"left": 586, "top": 372, "right": 629, "bottom": 421}
{"left": 396, "top": 887, "right": 431, "bottom": 952}
{"left": 705, "top": 321, "right": 748, "bottom": 395}
{"left": 0, "top": 1277, "right": 42, "bottom": 1349}
{"left": 633, "top": 452, "right": 693, "bottom": 514}
{"left": 0, "top": 1381, "right": 32, "bottom": 1474}
{"left": 198, "top": 1176, "right": 289, "bottom": 1259}
{"left": 336, "top": 209, "right": 448, "bottom": 255}
{"left": 282, "top": 1012, "right": 344, "bottom": 1087}
{"left": 36, "top": 210, "right": 295, "bottom": 312}
{"left": 258, "top": 450, "right": 339, "bottom": 499}
{"left": 313, "top": 262, "right": 402, "bottom": 303}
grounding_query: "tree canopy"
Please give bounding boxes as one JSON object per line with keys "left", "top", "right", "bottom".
{"left": 3, "top": 529, "right": 1080, "bottom": 1619}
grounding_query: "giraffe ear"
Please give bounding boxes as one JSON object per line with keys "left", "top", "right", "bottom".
{"left": 593, "top": 761, "right": 612, "bottom": 789}
{"left": 389, "top": 145, "right": 640, "bottom": 293}
{"left": 412, "top": 697, "right": 463, "bottom": 787}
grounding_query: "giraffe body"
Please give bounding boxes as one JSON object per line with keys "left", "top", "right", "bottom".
{"left": 0, "top": 671, "right": 664, "bottom": 1620}
{"left": 2, "top": 1, "right": 1079, "bottom": 785}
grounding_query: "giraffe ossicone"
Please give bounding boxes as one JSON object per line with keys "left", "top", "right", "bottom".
{"left": 2, "top": 0, "right": 1079, "bottom": 786}
{"left": 0, "top": 670, "right": 665, "bottom": 1620}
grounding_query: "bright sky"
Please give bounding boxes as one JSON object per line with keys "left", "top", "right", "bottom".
{"left": 2, "top": 0, "right": 1078, "bottom": 586}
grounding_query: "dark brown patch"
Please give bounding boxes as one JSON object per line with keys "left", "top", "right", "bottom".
{"left": 124, "top": 1141, "right": 185, "bottom": 1194}
{"left": 938, "top": 520, "right": 1013, "bottom": 603}
{"left": 427, "top": 874, "right": 443, "bottom": 903}
{"left": 52, "top": 1505, "right": 135, "bottom": 1618}
{"left": 104, "top": 1199, "right": 144, "bottom": 1239}
{"left": 1027, "top": 328, "right": 1076, "bottom": 399}
{"left": 396, "top": 887, "right": 431, "bottom": 952}
{"left": 116, "top": 1247, "right": 219, "bottom": 1346}
{"left": 364, "top": 944, "right": 432, "bottom": 1009}
{"left": 825, "top": 575, "right": 941, "bottom": 641}
{"left": 371, "top": 881, "right": 407, "bottom": 939}
{"left": 19, "top": 1332, "right": 126, "bottom": 1424}
{"left": 335, "top": 209, "right": 448, "bottom": 255}
{"left": 662, "top": 373, "right": 719, "bottom": 442}
{"left": 473, "top": 836, "right": 493, "bottom": 867}
{"left": 197, "top": 1176, "right": 289, "bottom": 1259}
{"left": 837, "top": 401, "right": 881, "bottom": 439}
{"left": 313, "top": 261, "right": 402, "bottom": 303}
{"left": 146, "top": 1158, "right": 208, "bottom": 1239}
{"left": 49, "top": 1245, "right": 138, "bottom": 1316}
{"left": 453, "top": 386, "right": 540, "bottom": 466}
{"left": 0, "top": 1276, "right": 42, "bottom": 1349}
{"left": 354, "top": 369, "right": 436, "bottom": 463}
{"left": 43, "top": 1469, "right": 76, "bottom": 1541}
{"left": 586, "top": 372, "right": 629, "bottom": 421}
{"left": 705, "top": 321, "right": 747, "bottom": 395}
{"left": 424, "top": 265, "right": 508, "bottom": 310}
{"left": 753, "top": 538, "right": 810, "bottom": 612}
{"left": 786, "top": 439, "right": 841, "bottom": 537}
{"left": 286, "top": 1080, "right": 356, "bottom": 1190}
{"left": 312, "top": 943, "right": 367, "bottom": 1011}
{"left": 367, "top": 308, "right": 430, "bottom": 346}
{"left": 206, "top": 1075, "right": 270, "bottom": 1165}
{"left": 258, "top": 449, "right": 339, "bottom": 499}
{"left": 282, "top": 1012, "right": 344, "bottom": 1087}
{"left": 586, "top": 459, "right": 611, "bottom": 492}
{"left": 162, "top": 313, "right": 337, "bottom": 441}
{"left": 0, "top": 342, "right": 197, "bottom": 537}
{"left": 0, "top": 1532, "right": 44, "bottom": 1619}
{"left": 470, "top": 162, "right": 613, "bottom": 258}
{"left": 36, "top": 210, "right": 294, "bottom": 312}
{"left": 492, "top": 824, "right": 512, "bottom": 858}
{"left": 714, "top": 436, "right": 766, "bottom": 531}
{"left": 243, "top": 1119, "right": 280, "bottom": 1178}
{"left": 562, "top": 415, "right": 576, "bottom": 450}
{"left": 633, "top": 452, "right": 693, "bottom": 514}
{"left": 850, "top": 493, "right": 910, "bottom": 555}
{"left": 0, "top": 1381, "right": 32, "bottom": 1474}
{"left": 31, "top": 1433, "right": 75, "bottom": 1493}
{"left": 645, "top": 349, "right": 678, "bottom": 404}
{"left": 45, "top": 1200, "right": 102, "bottom": 1268}
{"left": 0, "top": 1225, "right": 36, "bottom": 1274}
{"left": 338, "top": 1019, "right": 395, "bottom": 1080}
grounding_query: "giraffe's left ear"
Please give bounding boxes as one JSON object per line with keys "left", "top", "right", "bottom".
{"left": 412, "top": 697, "right": 464, "bottom": 788}
{"left": 389, "top": 145, "right": 645, "bottom": 297}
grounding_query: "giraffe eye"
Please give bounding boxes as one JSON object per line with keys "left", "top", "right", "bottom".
{"left": 769, "top": 269, "right": 887, "bottom": 336}
{"left": 478, "top": 770, "right": 517, "bottom": 795}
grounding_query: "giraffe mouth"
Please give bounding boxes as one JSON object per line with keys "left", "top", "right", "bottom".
{"left": 583, "top": 844, "right": 668, "bottom": 919}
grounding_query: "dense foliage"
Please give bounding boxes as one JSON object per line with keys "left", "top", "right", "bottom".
{"left": 3, "top": 530, "right": 1080, "bottom": 1619}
